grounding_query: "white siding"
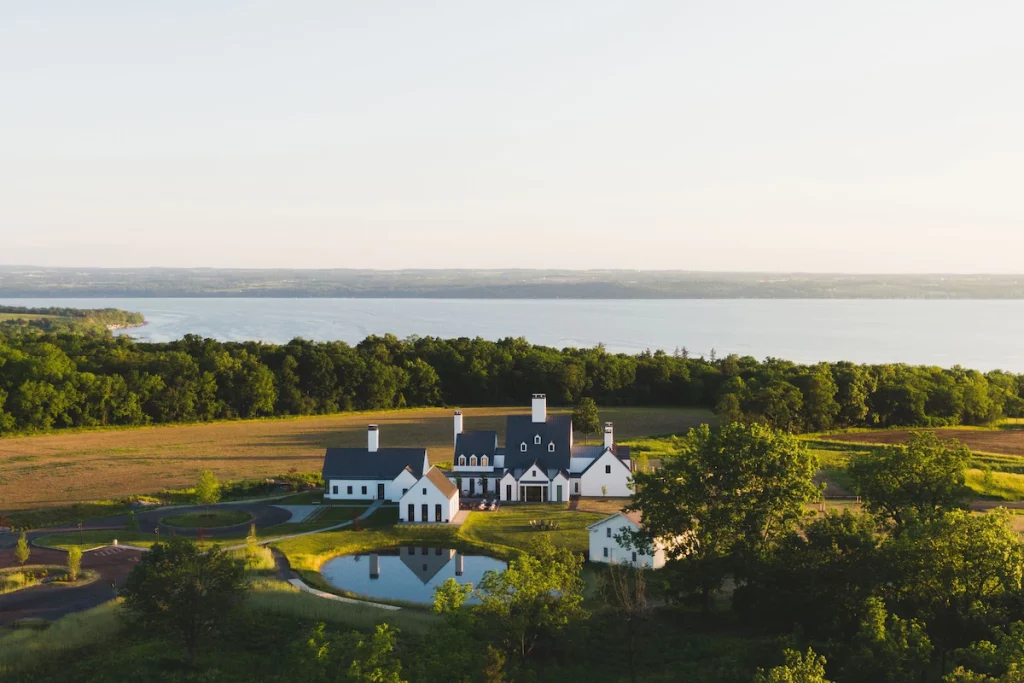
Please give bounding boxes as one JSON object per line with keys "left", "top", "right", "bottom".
{"left": 399, "top": 475, "right": 459, "bottom": 523}
{"left": 549, "top": 472, "right": 569, "bottom": 503}
{"left": 325, "top": 479, "right": 386, "bottom": 501}
{"left": 325, "top": 469, "right": 418, "bottom": 503}
{"left": 588, "top": 514, "right": 666, "bottom": 569}
{"left": 500, "top": 472, "right": 518, "bottom": 502}
{"left": 579, "top": 449, "right": 632, "bottom": 497}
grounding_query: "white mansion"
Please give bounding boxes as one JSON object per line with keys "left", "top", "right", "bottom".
{"left": 450, "top": 394, "right": 633, "bottom": 502}
{"left": 320, "top": 394, "right": 634, "bottom": 521}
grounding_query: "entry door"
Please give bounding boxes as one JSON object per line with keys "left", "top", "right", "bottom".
{"left": 435, "top": 504, "right": 442, "bottom": 522}
{"left": 469, "top": 478, "right": 475, "bottom": 496}
{"left": 421, "top": 504, "right": 429, "bottom": 522}
{"left": 377, "top": 483, "right": 385, "bottom": 500}
{"left": 506, "top": 484, "right": 512, "bottom": 501}
{"left": 556, "top": 485, "right": 563, "bottom": 502}
{"left": 408, "top": 504, "right": 415, "bottom": 522}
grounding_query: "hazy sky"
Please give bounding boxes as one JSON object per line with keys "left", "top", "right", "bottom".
{"left": 1, "top": 1, "right": 1022, "bottom": 272}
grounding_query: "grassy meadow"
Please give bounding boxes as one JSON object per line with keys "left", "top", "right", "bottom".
{"left": 0, "top": 405, "right": 711, "bottom": 513}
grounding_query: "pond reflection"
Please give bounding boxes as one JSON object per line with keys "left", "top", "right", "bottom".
{"left": 320, "top": 547, "right": 507, "bottom": 605}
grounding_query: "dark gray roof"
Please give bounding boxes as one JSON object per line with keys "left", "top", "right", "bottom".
{"left": 322, "top": 448, "right": 427, "bottom": 481}
{"left": 502, "top": 413, "right": 572, "bottom": 474}
{"left": 455, "top": 431, "right": 498, "bottom": 458}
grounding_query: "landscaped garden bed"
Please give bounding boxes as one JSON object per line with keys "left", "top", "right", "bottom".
{"left": 160, "top": 510, "right": 253, "bottom": 529}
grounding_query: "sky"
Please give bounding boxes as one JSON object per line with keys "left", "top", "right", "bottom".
{"left": 1, "top": 1, "right": 1022, "bottom": 273}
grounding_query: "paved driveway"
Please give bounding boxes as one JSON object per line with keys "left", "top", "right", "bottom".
{"left": 0, "top": 545, "right": 142, "bottom": 626}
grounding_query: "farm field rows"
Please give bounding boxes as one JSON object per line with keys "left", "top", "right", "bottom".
{"left": 823, "top": 424, "right": 1024, "bottom": 457}
{"left": 0, "top": 406, "right": 711, "bottom": 511}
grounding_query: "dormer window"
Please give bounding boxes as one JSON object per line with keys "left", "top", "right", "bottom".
{"left": 481, "top": 456, "right": 489, "bottom": 467}
{"left": 548, "top": 442, "right": 555, "bottom": 452}
{"left": 470, "top": 455, "right": 478, "bottom": 466}
{"left": 521, "top": 442, "right": 527, "bottom": 452}
{"left": 458, "top": 455, "right": 466, "bottom": 466}
{"left": 534, "top": 435, "right": 542, "bottom": 445}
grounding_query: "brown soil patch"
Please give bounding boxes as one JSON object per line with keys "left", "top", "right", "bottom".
{"left": 0, "top": 406, "right": 710, "bottom": 512}
{"left": 825, "top": 428, "right": 1024, "bottom": 458}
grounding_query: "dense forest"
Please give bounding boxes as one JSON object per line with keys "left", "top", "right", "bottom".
{"left": 0, "top": 327, "right": 1022, "bottom": 435}
{"left": 4, "top": 266, "right": 1024, "bottom": 298}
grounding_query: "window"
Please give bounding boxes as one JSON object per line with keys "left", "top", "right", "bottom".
{"left": 435, "top": 547, "right": 442, "bottom": 555}
{"left": 470, "top": 455, "right": 477, "bottom": 466}
{"left": 506, "top": 484, "right": 512, "bottom": 500}
{"left": 632, "top": 552, "right": 637, "bottom": 563}
{"left": 422, "top": 488, "right": 427, "bottom": 495}
{"left": 402, "top": 488, "right": 408, "bottom": 495}
{"left": 606, "top": 527, "right": 612, "bottom": 538}
{"left": 574, "top": 482, "right": 579, "bottom": 493}
{"left": 548, "top": 442, "right": 555, "bottom": 452}
{"left": 520, "top": 442, "right": 527, "bottom": 452}
{"left": 421, "top": 547, "right": 428, "bottom": 555}
{"left": 332, "top": 485, "right": 338, "bottom": 495}
{"left": 435, "top": 504, "right": 442, "bottom": 522}
{"left": 603, "top": 547, "right": 609, "bottom": 558}
{"left": 361, "top": 485, "right": 367, "bottom": 495}
{"left": 458, "top": 455, "right": 466, "bottom": 466}
{"left": 481, "top": 455, "right": 489, "bottom": 467}
{"left": 347, "top": 485, "right": 353, "bottom": 495}
{"left": 423, "top": 564, "right": 428, "bottom": 571}
{"left": 534, "top": 435, "right": 542, "bottom": 444}
{"left": 605, "top": 465, "right": 611, "bottom": 474}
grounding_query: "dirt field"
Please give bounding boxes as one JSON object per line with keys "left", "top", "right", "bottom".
{"left": 825, "top": 426, "right": 1024, "bottom": 458}
{"left": 0, "top": 406, "right": 711, "bottom": 511}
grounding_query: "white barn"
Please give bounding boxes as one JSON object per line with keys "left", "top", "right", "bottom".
{"left": 321, "top": 425, "right": 428, "bottom": 503}
{"left": 399, "top": 466, "right": 460, "bottom": 523}
{"left": 587, "top": 511, "right": 669, "bottom": 570}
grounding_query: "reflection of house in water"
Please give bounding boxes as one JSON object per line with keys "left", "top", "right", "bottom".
{"left": 364, "top": 547, "right": 461, "bottom": 584}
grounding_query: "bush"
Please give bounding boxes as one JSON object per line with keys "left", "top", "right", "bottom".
{"left": 66, "top": 547, "right": 82, "bottom": 582}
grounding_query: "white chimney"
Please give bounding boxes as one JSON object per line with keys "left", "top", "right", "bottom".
{"left": 367, "top": 425, "right": 379, "bottom": 453}
{"left": 532, "top": 394, "right": 547, "bottom": 423}
{"left": 604, "top": 422, "right": 614, "bottom": 449}
{"left": 454, "top": 410, "right": 463, "bottom": 446}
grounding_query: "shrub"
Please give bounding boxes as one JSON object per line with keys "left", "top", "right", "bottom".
{"left": 66, "top": 547, "right": 82, "bottom": 582}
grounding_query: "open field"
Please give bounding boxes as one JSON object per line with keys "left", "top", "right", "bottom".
{"left": 824, "top": 424, "right": 1024, "bottom": 457}
{"left": 0, "top": 406, "right": 710, "bottom": 512}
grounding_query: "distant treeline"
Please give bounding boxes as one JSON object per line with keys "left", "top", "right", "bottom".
{"left": 0, "top": 305, "right": 144, "bottom": 335}
{"left": 4, "top": 266, "right": 1024, "bottom": 298}
{"left": 0, "top": 328, "right": 1022, "bottom": 435}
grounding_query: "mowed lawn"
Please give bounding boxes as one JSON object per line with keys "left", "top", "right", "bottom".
{"left": 0, "top": 406, "right": 711, "bottom": 511}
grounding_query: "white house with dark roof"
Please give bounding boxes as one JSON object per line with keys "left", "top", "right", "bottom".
{"left": 399, "top": 466, "right": 459, "bottom": 523}
{"left": 450, "top": 394, "right": 633, "bottom": 502}
{"left": 321, "top": 425, "right": 429, "bottom": 502}
{"left": 587, "top": 511, "right": 669, "bottom": 569}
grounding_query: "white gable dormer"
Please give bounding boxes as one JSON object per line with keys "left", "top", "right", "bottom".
{"left": 534, "top": 434, "right": 542, "bottom": 445}
{"left": 548, "top": 442, "right": 555, "bottom": 452}
{"left": 520, "top": 442, "right": 527, "bottom": 452}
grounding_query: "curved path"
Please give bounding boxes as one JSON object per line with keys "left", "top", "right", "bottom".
{"left": 0, "top": 545, "right": 142, "bottom": 626}
{"left": 0, "top": 500, "right": 385, "bottom": 625}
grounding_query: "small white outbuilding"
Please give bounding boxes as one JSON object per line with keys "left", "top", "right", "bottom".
{"left": 587, "top": 511, "right": 668, "bottom": 569}
{"left": 399, "top": 466, "right": 460, "bottom": 523}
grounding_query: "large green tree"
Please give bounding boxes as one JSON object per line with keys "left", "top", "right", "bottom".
{"left": 572, "top": 397, "right": 600, "bottom": 444}
{"left": 122, "top": 537, "right": 248, "bottom": 663}
{"left": 627, "top": 422, "right": 820, "bottom": 611}
{"left": 848, "top": 431, "right": 970, "bottom": 528}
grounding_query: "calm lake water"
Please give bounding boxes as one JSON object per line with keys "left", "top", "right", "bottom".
{"left": 3, "top": 297, "right": 1024, "bottom": 371}
{"left": 319, "top": 547, "right": 506, "bottom": 604}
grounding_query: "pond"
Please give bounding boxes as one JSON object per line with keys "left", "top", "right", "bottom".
{"left": 319, "top": 547, "right": 507, "bottom": 605}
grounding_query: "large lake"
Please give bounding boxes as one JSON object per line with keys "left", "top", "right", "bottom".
{"left": 3, "top": 297, "right": 1023, "bottom": 372}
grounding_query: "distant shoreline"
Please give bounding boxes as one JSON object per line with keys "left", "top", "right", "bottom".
{"left": 2, "top": 268, "right": 1023, "bottom": 300}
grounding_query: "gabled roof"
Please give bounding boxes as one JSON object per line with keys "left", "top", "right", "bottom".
{"left": 504, "top": 413, "right": 573, "bottom": 463}
{"left": 587, "top": 510, "right": 643, "bottom": 530}
{"left": 579, "top": 448, "right": 633, "bottom": 476}
{"left": 322, "top": 448, "right": 427, "bottom": 481}
{"left": 423, "top": 467, "right": 459, "bottom": 500}
{"left": 455, "top": 431, "right": 498, "bottom": 458}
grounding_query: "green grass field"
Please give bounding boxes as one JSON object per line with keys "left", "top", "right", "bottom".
{"left": 459, "top": 503, "right": 604, "bottom": 555}
{"left": 160, "top": 510, "right": 253, "bottom": 528}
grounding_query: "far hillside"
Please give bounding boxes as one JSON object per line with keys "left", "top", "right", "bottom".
{"left": 0, "top": 305, "right": 143, "bottom": 334}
